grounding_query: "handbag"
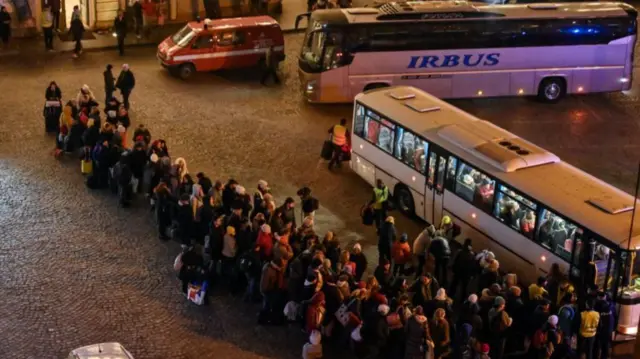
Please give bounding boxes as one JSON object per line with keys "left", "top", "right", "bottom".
{"left": 81, "top": 159, "right": 93, "bottom": 175}
{"left": 361, "top": 205, "right": 374, "bottom": 226}
{"left": 321, "top": 140, "right": 333, "bottom": 160}
{"left": 187, "top": 281, "right": 208, "bottom": 305}
{"left": 335, "top": 298, "right": 356, "bottom": 326}
{"left": 173, "top": 252, "right": 183, "bottom": 272}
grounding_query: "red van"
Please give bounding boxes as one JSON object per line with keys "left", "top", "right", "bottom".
{"left": 157, "top": 16, "right": 285, "bottom": 80}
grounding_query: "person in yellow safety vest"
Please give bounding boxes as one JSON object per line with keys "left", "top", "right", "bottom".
{"left": 578, "top": 301, "right": 600, "bottom": 359}
{"left": 368, "top": 179, "right": 389, "bottom": 229}
{"left": 41, "top": 5, "right": 55, "bottom": 51}
{"left": 328, "top": 118, "right": 350, "bottom": 170}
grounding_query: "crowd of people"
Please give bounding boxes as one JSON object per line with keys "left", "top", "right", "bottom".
{"left": 45, "top": 76, "right": 616, "bottom": 359}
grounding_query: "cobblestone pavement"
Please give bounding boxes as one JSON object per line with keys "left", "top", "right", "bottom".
{"left": 0, "top": 34, "right": 638, "bottom": 358}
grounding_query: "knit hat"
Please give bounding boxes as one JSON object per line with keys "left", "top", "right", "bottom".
{"left": 435, "top": 288, "right": 447, "bottom": 301}
{"left": 303, "top": 216, "right": 314, "bottom": 227}
{"left": 260, "top": 224, "right": 271, "bottom": 234}
{"left": 486, "top": 251, "right": 496, "bottom": 261}
{"left": 257, "top": 180, "right": 268, "bottom": 190}
{"left": 82, "top": 84, "right": 90, "bottom": 92}
{"left": 468, "top": 294, "right": 478, "bottom": 304}
{"left": 378, "top": 304, "right": 390, "bottom": 315}
{"left": 353, "top": 243, "right": 362, "bottom": 252}
{"left": 150, "top": 153, "right": 159, "bottom": 163}
{"left": 494, "top": 296, "right": 506, "bottom": 306}
{"left": 122, "top": 63, "right": 130, "bottom": 70}
{"left": 309, "top": 330, "right": 322, "bottom": 345}
{"left": 548, "top": 315, "right": 559, "bottom": 326}
{"left": 481, "top": 343, "right": 490, "bottom": 354}
{"left": 236, "top": 185, "right": 246, "bottom": 195}
{"left": 385, "top": 216, "right": 394, "bottom": 224}
{"left": 117, "top": 125, "right": 126, "bottom": 133}
{"left": 400, "top": 233, "right": 408, "bottom": 243}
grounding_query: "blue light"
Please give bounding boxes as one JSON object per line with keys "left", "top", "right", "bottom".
{"left": 571, "top": 28, "right": 581, "bottom": 34}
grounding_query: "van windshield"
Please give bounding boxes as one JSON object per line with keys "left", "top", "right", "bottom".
{"left": 172, "top": 25, "right": 196, "bottom": 47}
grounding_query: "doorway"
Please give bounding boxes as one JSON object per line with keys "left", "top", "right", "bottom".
{"left": 64, "top": 0, "right": 89, "bottom": 28}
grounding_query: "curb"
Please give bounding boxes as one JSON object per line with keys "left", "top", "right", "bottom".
{"left": 8, "top": 28, "right": 306, "bottom": 56}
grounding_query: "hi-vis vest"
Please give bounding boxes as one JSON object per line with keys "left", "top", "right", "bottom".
{"left": 580, "top": 310, "right": 600, "bottom": 338}
{"left": 332, "top": 125, "right": 347, "bottom": 146}
{"left": 372, "top": 186, "right": 388, "bottom": 210}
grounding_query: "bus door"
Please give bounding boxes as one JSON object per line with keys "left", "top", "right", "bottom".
{"left": 425, "top": 149, "right": 448, "bottom": 226}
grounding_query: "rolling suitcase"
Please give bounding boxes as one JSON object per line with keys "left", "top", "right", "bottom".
{"left": 321, "top": 140, "right": 333, "bottom": 160}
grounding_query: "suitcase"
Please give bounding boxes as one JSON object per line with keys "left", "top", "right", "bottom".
{"left": 81, "top": 160, "right": 93, "bottom": 175}
{"left": 321, "top": 140, "right": 333, "bottom": 160}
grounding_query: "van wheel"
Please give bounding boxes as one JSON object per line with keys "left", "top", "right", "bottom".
{"left": 537, "top": 77, "right": 566, "bottom": 103}
{"left": 364, "top": 83, "right": 389, "bottom": 92}
{"left": 178, "top": 63, "right": 195, "bottom": 80}
{"left": 394, "top": 184, "right": 414, "bottom": 216}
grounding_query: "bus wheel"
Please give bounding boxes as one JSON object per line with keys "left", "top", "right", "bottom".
{"left": 394, "top": 184, "right": 414, "bottom": 216}
{"left": 537, "top": 77, "right": 566, "bottom": 103}
{"left": 178, "top": 63, "right": 195, "bottom": 80}
{"left": 364, "top": 83, "right": 389, "bottom": 92}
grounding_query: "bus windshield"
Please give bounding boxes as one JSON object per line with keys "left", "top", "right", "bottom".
{"left": 301, "top": 21, "right": 345, "bottom": 72}
{"left": 301, "top": 30, "right": 326, "bottom": 70}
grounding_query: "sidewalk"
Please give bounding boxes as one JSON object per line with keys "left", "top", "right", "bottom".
{"left": 0, "top": 0, "right": 376, "bottom": 57}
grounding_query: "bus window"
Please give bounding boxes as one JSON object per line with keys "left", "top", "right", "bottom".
{"left": 436, "top": 156, "right": 447, "bottom": 191}
{"left": 394, "top": 127, "right": 428, "bottom": 171}
{"left": 455, "top": 161, "right": 495, "bottom": 213}
{"left": 376, "top": 121, "right": 395, "bottom": 155}
{"left": 493, "top": 185, "right": 538, "bottom": 239}
{"left": 445, "top": 156, "right": 457, "bottom": 191}
{"left": 427, "top": 152, "right": 437, "bottom": 186}
{"left": 363, "top": 110, "right": 380, "bottom": 144}
{"left": 536, "top": 208, "right": 580, "bottom": 261}
{"left": 354, "top": 104, "right": 366, "bottom": 136}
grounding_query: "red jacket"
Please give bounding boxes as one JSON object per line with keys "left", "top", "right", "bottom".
{"left": 392, "top": 241, "right": 412, "bottom": 265}
{"left": 256, "top": 231, "right": 274, "bottom": 260}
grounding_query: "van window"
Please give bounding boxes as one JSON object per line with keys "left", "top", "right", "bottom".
{"left": 192, "top": 35, "right": 214, "bottom": 49}
{"left": 217, "top": 31, "right": 235, "bottom": 46}
{"left": 232, "top": 31, "right": 246, "bottom": 45}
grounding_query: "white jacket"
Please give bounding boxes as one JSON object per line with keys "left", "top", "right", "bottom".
{"left": 412, "top": 228, "right": 431, "bottom": 255}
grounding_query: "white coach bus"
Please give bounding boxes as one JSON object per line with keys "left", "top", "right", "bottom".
{"left": 295, "top": 1, "right": 637, "bottom": 103}
{"left": 350, "top": 85, "right": 640, "bottom": 338}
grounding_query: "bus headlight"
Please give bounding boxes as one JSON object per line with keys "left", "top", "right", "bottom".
{"left": 306, "top": 80, "right": 317, "bottom": 94}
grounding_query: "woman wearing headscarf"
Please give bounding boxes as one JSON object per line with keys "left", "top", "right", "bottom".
{"left": 76, "top": 85, "right": 97, "bottom": 114}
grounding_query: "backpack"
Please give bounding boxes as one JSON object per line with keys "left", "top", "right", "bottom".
{"left": 531, "top": 328, "right": 548, "bottom": 349}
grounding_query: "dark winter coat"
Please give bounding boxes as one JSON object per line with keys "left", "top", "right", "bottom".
{"left": 405, "top": 315, "right": 430, "bottom": 359}
{"left": 113, "top": 16, "right": 127, "bottom": 37}
{"left": 363, "top": 312, "right": 390, "bottom": 347}
{"left": 430, "top": 318, "right": 451, "bottom": 358}
{"left": 116, "top": 70, "right": 136, "bottom": 92}
{"left": 452, "top": 247, "right": 476, "bottom": 277}
{"left": 82, "top": 126, "right": 100, "bottom": 148}
{"left": 175, "top": 201, "right": 194, "bottom": 239}
{"left": 374, "top": 266, "right": 393, "bottom": 293}
{"left": 350, "top": 252, "right": 368, "bottom": 281}
{"left": 378, "top": 221, "right": 396, "bottom": 250}
{"left": 411, "top": 279, "right": 440, "bottom": 309}
{"left": 104, "top": 70, "right": 115, "bottom": 92}
{"left": 70, "top": 17, "right": 84, "bottom": 41}
{"left": 45, "top": 87, "right": 62, "bottom": 101}
{"left": 208, "top": 223, "right": 225, "bottom": 259}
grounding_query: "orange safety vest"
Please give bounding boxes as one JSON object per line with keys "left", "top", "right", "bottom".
{"left": 332, "top": 125, "right": 347, "bottom": 146}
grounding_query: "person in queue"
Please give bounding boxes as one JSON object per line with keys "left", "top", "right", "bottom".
{"left": 328, "top": 118, "right": 350, "bottom": 171}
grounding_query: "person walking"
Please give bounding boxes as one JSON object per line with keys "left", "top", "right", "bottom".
{"left": 378, "top": 216, "right": 396, "bottom": 262}
{"left": 70, "top": 6, "right": 84, "bottom": 58}
{"left": 116, "top": 64, "right": 135, "bottom": 109}
{"left": 132, "top": 0, "right": 143, "bottom": 38}
{"left": 103, "top": 64, "right": 115, "bottom": 104}
{"left": 114, "top": 10, "right": 127, "bottom": 56}
{"left": 41, "top": 6, "right": 55, "bottom": 51}
{"left": 327, "top": 118, "right": 349, "bottom": 170}
{"left": 260, "top": 45, "right": 280, "bottom": 85}
{"left": 578, "top": 301, "right": 600, "bottom": 359}
{"left": 0, "top": 6, "right": 11, "bottom": 49}
{"left": 369, "top": 179, "right": 389, "bottom": 230}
